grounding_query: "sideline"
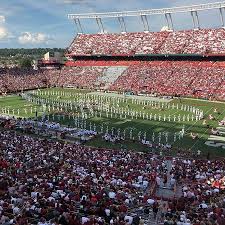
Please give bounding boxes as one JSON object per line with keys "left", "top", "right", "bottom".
{"left": 88, "top": 91, "right": 173, "bottom": 103}
{"left": 182, "top": 97, "right": 225, "bottom": 104}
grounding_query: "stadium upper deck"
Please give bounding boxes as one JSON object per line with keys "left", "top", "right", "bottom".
{"left": 67, "top": 2, "right": 225, "bottom": 56}
{"left": 67, "top": 28, "right": 225, "bottom": 56}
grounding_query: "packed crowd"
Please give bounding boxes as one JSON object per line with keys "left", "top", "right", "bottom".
{"left": 109, "top": 61, "right": 225, "bottom": 100}
{"left": 0, "top": 125, "right": 158, "bottom": 225}
{"left": 1, "top": 116, "right": 225, "bottom": 224}
{"left": 165, "top": 158, "right": 225, "bottom": 225}
{"left": 68, "top": 28, "right": 225, "bottom": 55}
{"left": 0, "top": 68, "right": 60, "bottom": 93}
{"left": 57, "top": 67, "right": 107, "bottom": 89}
{"left": 0, "top": 60, "right": 225, "bottom": 100}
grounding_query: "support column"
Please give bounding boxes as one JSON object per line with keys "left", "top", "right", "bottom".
{"left": 219, "top": 8, "right": 225, "bottom": 28}
{"left": 168, "top": 13, "right": 174, "bottom": 31}
{"left": 165, "top": 13, "right": 170, "bottom": 30}
{"left": 144, "top": 15, "right": 150, "bottom": 31}
{"left": 74, "top": 18, "right": 83, "bottom": 34}
{"left": 96, "top": 18, "right": 105, "bottom": 33}
{"left": 191, "top": 11, "right": 196, "bottom": 29}
{"left": 195, "top": 11, "right": 200, "bottom": 29}
{"left": 99, "top": 18, "right": 105, "bottom": 33}
{"left": 118, "top": 17, "right": 127, "bottom": 33}
{"left": 121, "top": 17, "right": 127, "bottom": 33}
{"left": 117, "top": 17, "right": 123, "bottom": 32}
{"left": 77, "top": 18, "right": 83, "bottom": 33}
{"left": 140, "top": 15, "right": 150, "bottom": 32}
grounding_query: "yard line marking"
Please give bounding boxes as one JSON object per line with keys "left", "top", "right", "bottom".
{"left": 184, "top": 107, "right": 213, "bottom": 135}
{"left": 190, "top": 128, "right": 210, "bottom": 150}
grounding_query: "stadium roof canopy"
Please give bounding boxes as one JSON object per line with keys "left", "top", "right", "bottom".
{"left": 68, "top": 1, "right": 225, "bottom": 19}
{"left": 68, "top": 1, "right": 225, "bottom": 33}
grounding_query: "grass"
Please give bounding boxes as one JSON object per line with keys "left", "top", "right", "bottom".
{"left": 1, "top": 88, "right": 225, "bottom": 158}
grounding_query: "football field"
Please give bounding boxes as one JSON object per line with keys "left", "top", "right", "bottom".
{"left": 0, "top": 87, "right": 225, "bottom": 158}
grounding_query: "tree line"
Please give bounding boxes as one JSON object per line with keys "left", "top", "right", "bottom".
{"left": 0, "top": 48, "right": 66, "bottom": 68}
{"left": 0, "top": 48, "right": 65, "bottom": 57}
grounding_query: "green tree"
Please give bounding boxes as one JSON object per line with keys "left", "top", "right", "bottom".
{"left": 19, "top": 58, "right": 32, "bottom": 68}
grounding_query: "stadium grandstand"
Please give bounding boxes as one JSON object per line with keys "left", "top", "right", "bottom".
{"left": 62, "top": 2, "right": 225, "bottom": 101}
{"left": 1, "top": 2, "right": 225, "bottom": 225}
{"left": 1, "top": 2, "right": 225, "bottom": 100}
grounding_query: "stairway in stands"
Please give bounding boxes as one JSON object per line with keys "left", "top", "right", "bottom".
{"left": 146, "top": 209, "right": 158, "bottom": 225}
{"left": 127, "top": 205, "right": 158, "bottom": 225}
{"left": 155, "top": 158, "right": 182, "bottom": 200}
{"left": 96, "top": 66, "right": 127, "bottom": 89}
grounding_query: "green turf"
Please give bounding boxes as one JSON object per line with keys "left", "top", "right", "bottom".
{"left": 0, "top": 88, "right": 225, "bottom": 158}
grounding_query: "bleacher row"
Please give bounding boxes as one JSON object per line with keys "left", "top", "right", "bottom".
{"left": 61, "top": 61, "right": 225, "bottom": 100}
{"left": 0, "top": 61, "right": 225, "bottom": 100}
{"left": 0, "top": 68, "right": 60, "bottom": 93}
{"left": 68, "top": 28, "right": 225, "bottom": 55}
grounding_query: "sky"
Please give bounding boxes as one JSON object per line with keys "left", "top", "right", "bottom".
{"left": 0, "top": 0, "right": 223, "bottom": 48}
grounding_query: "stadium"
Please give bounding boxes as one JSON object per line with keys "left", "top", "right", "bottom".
{"left": 0, "top": 1, "right": 225, "bottom": 225}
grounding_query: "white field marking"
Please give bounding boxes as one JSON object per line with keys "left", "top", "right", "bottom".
{"left": 87, "top": 91, "right": 173, "bottom": 103}
{"left": 0, "top": 95, "right": 16, "bottom": 98}
{"left": 208, "top": 135, "right": 225, "bottom": 142}
{"left": 184, "top": 107, "right": 214, "bottom": 135}
{"left": 114, "top": 120, "right": 132, "bottom": 125}
{"left": 187, "top": 107, "right": 225, "bottom": 149}
{"left": 169, "top": 106, "right": 215, "bottom": 145}
{"left": 190, "top": 128, "right": 210, "bottom": 150}
{"left": 150, "top": 108, "right": 189, "bottom": 134}
{"left": 183, "top": 97, "right": 225, "bottom": 105}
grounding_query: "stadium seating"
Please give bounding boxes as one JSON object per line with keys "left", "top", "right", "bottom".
{"left": 0, "top": 68, "right": 60, "bottom": 93}
{"left": 109, "top": 61, "right": 225, "bottom": 100}
{"left": 68, "top": 28, "right": 225, "bottom": 55}
{"left": 1, "top": 61, "right": 225, "bottom": 101}
{"left": 183, "top": 28, "right": 225, "bottom": 54}
{"left": 96, "top": 66, "right": 128, "bottom": 89}
{"left": 0, "top": 124, "right": 225, "bottom": 225}
{"left": 1, "top": 28, "right": 225, "bottom": 100}
{"left": 57, "top": 66, "right": 107, "bottom": 88}
{"left": 1, "top": 26, "right": 225, "bottom": 225}
{"left": 215, "top": 80, "right": 225, "bottom": 100}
